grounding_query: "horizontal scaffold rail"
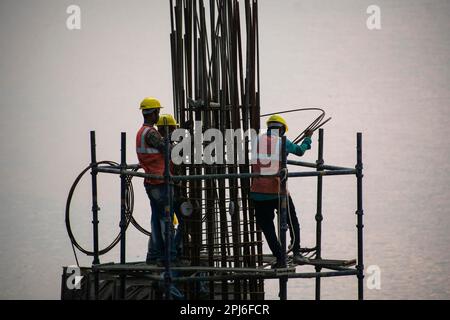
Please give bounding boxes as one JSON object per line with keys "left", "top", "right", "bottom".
{"left": 287, "top": 159, "right": 353, "bottom": 171}
{"left": 95, "top": 163, "right": 357, "bottom": 181}
{"left": 288, "top": 169, "right": 357, "bottom": 177}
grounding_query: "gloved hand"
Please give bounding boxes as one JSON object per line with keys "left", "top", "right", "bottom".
{"left": 303, "top": 136, "right": 312, "bottom": 145}
{"left": 280, "top": 168, "right": 288, "bottom": 182}
{"left": 304, "top": 129, "right": 314, "bottom": 138}
{"left": 299, "top": 137, "right": 312, "bottom": 153}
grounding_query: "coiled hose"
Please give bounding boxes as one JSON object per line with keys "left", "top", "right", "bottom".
{"left": 65, "top": 161, "right": 150, "bottom": 266}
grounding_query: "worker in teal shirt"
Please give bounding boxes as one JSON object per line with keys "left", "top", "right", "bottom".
{"left": 250, "top": 114, "right": 312, "bottom": 267}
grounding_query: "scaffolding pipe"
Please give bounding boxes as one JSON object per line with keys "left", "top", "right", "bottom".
{"left": 287, "top": 160, "right": 351, "bottom": 171}
{"left": 119, "top": 132, "right": 127, "bottom": 299}
{"left": 96, "top": 165, "right": 356, "bottom": 180}
{"left": 95, "top": 167, "right": 164, "bottom": 180}
{"left": 96, "top": 269, "right": 358, "bottom": 283}
{"left": 315, "top": 129, "right": 324, "bottom": 300}
{"left": 288, "top": 169, "right": 356, "bottom": 178}
{"left": 167, "top": 269, "right": 358, "bottom": 282}
{"left": 89, "top": 131, "right": 100, "bottom": 300}
{"left": 356, "top": 132, "right": 364, "bottom": 300}
{"left": 279, "top": 136, "right": 288, "bottom": 300}
{"left": 102, "top": 161, "right": 353, "bottom": 172}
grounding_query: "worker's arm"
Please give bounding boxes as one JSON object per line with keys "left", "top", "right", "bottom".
{"left": 286, "top": 137, "right": 312, "bottom": 157}
{"left": 145, "top": 130, "right": 166, "bottom": 152}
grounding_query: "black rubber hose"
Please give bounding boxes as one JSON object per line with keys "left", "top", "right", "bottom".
{"left": 125, "top": 168, "right": 151, "bottom": 236}
{"left": 65, "top": 161, "right": 150, "bottom": 258}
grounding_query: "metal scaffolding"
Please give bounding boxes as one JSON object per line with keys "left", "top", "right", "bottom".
{"left": 62, "top": 0, "right": 365, "bottom": 301}
{"left": 62, "top": 127, "right": 364, "bottom": 300}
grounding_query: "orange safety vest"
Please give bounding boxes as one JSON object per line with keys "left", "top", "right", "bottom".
{"left": 136, "top": 125, "right": 165, "bottom": 185}
{"left": 251, "top": 134, "right": 287, "bottom": 195}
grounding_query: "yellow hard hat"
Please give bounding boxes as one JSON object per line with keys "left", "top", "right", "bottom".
{"left": 140, "top": 97, "right": 163, "bottom": 113}
{"left": 157, "top": 114, "right": 179, "bottom": 127}
{"left": 266, "top": 114, "right": 288, "bottom": 132}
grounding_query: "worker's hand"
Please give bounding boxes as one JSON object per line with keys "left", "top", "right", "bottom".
{"left": 185, "top": 120, "right": 194, "bottom": 131}
{"left": 304, "top": 129, "right": 314, "bottom": 138}
{"left": 280, "top": 168, "right": 288, "bottom": 182}
{"left": 299, "top": 137, "right": 312, "bottom": 154}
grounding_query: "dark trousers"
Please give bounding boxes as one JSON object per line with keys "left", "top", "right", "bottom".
{"left": 145, "top": 183, "right": 177, "bottom": 263}
{"left": 253, "top": 195, "right": 301, "bottom": 261}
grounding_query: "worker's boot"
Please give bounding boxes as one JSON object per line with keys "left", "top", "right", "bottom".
{"left": 293, "top": 252, "right": 309, "bottom": 265}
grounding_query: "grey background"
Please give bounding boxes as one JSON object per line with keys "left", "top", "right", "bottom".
{"left": 0, "top": 0, "right": 449, "bottom": 299}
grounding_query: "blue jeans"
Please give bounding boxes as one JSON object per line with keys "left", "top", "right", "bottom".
{"left": 145, "top": 183, "right": 177, "bottom": 263}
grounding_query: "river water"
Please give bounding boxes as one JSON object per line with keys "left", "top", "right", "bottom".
{"left": 0, "top": 0, "right": 449, "bottom": 299}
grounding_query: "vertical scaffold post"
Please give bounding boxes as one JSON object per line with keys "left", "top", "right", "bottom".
{"left": 90, "top": 131, "right": 100, "bottom": 299}
{"left": 279, "top": 136, "right": 288, "bottom": 300}
{"left": 119, "top": 132, "right": 127, "bottom": 299}
{"left": 356, "top": 132, "right": 364, "bottom": 300}
{"left": 315, "top": 128, "right": 324, "bottom": 300}
{"left": 163, "top": 125, "right": 173, "bottom": 300}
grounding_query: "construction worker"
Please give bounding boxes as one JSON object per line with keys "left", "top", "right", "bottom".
{"left": 156, "top": 114, "right": 184, "bottom": 258}
{"left": 156, "top": 114, "right": 179, "bottom": 137}
{"left": 136, "top": 97, "right": 177, "bottom": 265}
{"left": 250, "top": 114, "right": 313, "bottom": 268}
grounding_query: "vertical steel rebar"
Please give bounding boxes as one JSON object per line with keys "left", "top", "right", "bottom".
{"left": 168, "top": 0, "right": 264, "bottom": 299}
{"left": 356, "top": 132, "right": 364, "bottom": 300}
{"left": 315, "top": 129, "right": 324, "bottom": 300}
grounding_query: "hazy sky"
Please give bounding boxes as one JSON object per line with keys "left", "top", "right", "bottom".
{"left": 0, "top": 0, "right": 449, "bottom": 299}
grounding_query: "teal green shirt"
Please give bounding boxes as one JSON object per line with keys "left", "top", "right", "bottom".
{"left": 250, "top": 135, "right": 312, "bottom": 201}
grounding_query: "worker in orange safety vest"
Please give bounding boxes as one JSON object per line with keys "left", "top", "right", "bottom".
{"left": 250, "top": 114, "right": 313, "bottom": 268}
{"left": 136, "top": 97, "right": 177, "bottom": 266}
